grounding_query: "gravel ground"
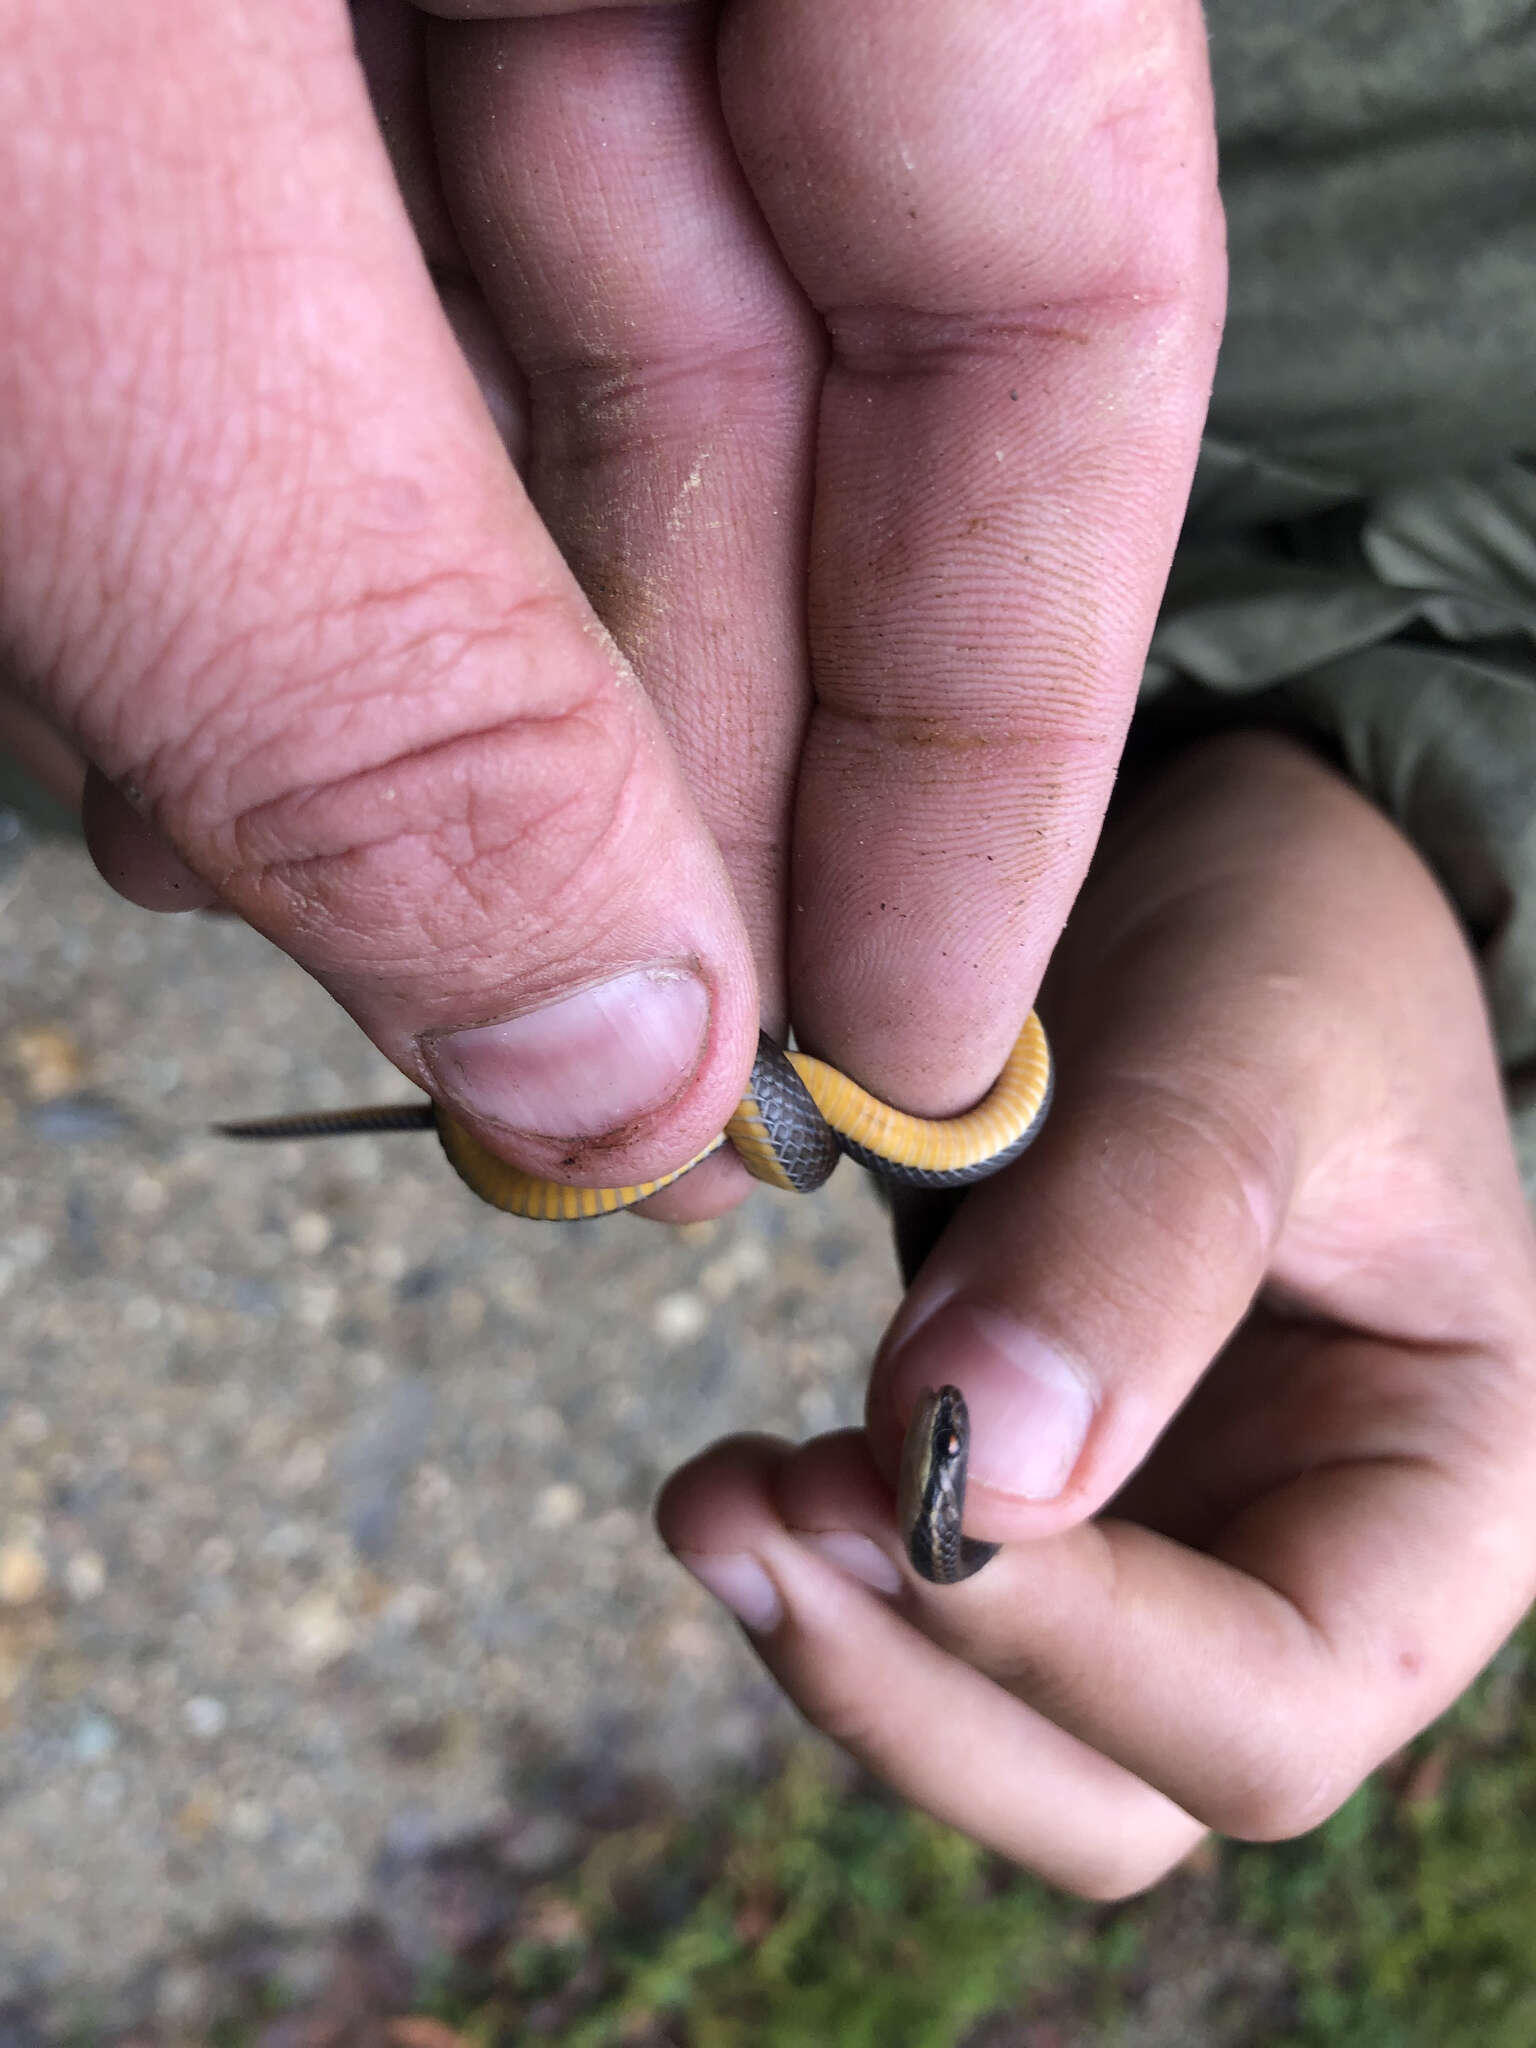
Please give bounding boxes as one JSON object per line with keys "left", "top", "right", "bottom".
{"left": 0, "top": 821, "right": 901, "bottom": 2030}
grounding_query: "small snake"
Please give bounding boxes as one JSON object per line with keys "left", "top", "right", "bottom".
{"left": 219, "top": 1012, "right": 1052, "bottom": 1220}
{"left": 221, "top": 1019, "right": 1050, "bottom": 1584}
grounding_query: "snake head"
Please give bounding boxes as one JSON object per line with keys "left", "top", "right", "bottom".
{"left": 897, "top": 1384, "right": 998, "bottom": 1586}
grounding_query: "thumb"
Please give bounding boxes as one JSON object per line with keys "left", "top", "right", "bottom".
{"left": 1, "top": 1, "right": 758, "bottom": 1183}
{"left": 867, "top": 740, "right": 1318, "bottom": 1533}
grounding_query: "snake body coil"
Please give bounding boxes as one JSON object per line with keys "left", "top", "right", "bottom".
{"left": 220, "top": 1013, "right": 1053, "bottom": 1221}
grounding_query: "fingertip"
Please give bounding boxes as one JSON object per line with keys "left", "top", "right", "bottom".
{"left": 657, "top": 1433, "right": 795, "bottom": 1637}
{"left": 659, "top": 1429, "right": 911, "bottom": 1622}
{"left": 653, "top": 1431, "right": 792, "bottom": 1557}
{"left": 81, "top": 768, "right": 220, "bottom": 913}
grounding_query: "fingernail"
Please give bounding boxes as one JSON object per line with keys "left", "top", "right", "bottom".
{"left": 796, "top": 1530, "right": 904, "bottom": 1596}
{"left": 887, "top": 1301, "right": 1095, "bottom": 1501}
{"left": 676, "top": 1550, "right": 783, "bottom": 1634}
{"left": 422, "top": 966, "right": 709, "bottom": 1140}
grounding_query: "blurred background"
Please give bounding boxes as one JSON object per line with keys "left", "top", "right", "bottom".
{"left": 3, "top": 799, "right": 1535, "bottom": 2048}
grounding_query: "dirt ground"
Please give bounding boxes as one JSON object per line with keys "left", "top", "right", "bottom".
{"left": 0, "top": 820, "right": 903, "bottom": 2035}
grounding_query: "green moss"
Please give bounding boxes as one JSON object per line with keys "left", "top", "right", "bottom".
{"left": 1229, "top": 1632, "right": 1536, "bottom": 2047}
{"left": 459, "top": 1622, "right": 1536, "bottom": 2045}
{"left": 490, "top": 1750, "right": 1114, "bottom": 2048}
{"left": 146, "top": 1617, "right": 1536, "bottom": 2044}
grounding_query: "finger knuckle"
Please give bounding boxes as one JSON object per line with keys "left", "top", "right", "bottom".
{"left": 236, "top": 719, "right": 634, "bottom": 971}
{"left": 162, "top": 589, "right": 649, "bottom": 989}
{"left": 1090, "top": 1068, "right": 1288, "bottom": 1294}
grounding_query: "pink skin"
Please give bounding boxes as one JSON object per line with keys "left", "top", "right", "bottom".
{"left": 11, "top": 6, "right": 1527, "bottom": 1895}
{"left": 0, "top": 0, "right": 1222, "bottom": 1211}
{"left": 659, "top": 736, "right": 1536, "bottom": 1896}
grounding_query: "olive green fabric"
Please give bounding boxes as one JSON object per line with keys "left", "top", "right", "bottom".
{"left": 1146, "top": 1, "right": 1536, "bottom": 1185}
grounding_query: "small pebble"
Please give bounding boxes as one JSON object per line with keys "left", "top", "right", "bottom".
{"left": 295, "top": 1282, "right": 338, "bottom": 1329}
{"left": 182, "top": 1695, "right": 229, "bottom": 1742}
{"left": 411, "top": 1462, "right": 455, "bottom": 1509}
{"left": 449, "top": 1543, "right": 487, "bottom": 1588}
{"left": 666, "top": 1617, "right": 721, "bottom": 1666}
{"left": 227, "top": 1797, "right": 271, "bottom": 1842}
{"left": 72, "top": 1712, "right": 119, "bottom": 1763}
{"left": 369, "top": 1242, "right": 408, "bottom": 1283}
{"left": 85, "top": 1769, "right": 125, "bottom": 1814}
{"left": 280, "top": 1438, "right": 327, "bottom": 1491}
{"left": 124, "top": 1173, "right": 167, "bottom": 1218}
{"left": 260, "top": 1520, "right": 314, "bottom": 1562}
{"left": 520, "top": 1404, "right": 567, "bottom": 1448}
{"left": 381, "top": 1583, "right": 442, "bottom": 1632}
{"left": 652, "top": 1292, "right": 708, "bottom": 1345}
{"left": 286, "top": 1592, "right": 356, "bottom": 1671}
{"left": 289, "top": 1210, "right": 333, "bottom": 1256}
{"left": 8, "top": 1023, "right": 84, "bottom": 1101}
{"left": 0, "top": 1542, "right": 47, "bottom": 1606}
{"left": 591, "top": 1508, "right": 640, "bottom": 1547}
{"left": 6, "top": 1224, "right": 51, "bottom": 1266}
{"left": 532, "top": 1482, "right": 584, "bottom": 1531}
{"left": 64, "top": 1551, "right": 106, "bottom": 1602}
{"left": 155, "top": 1962, "right": 212, "bottom": 2027}
{"left": 797, "top": 1386, "right": 840, "bottom": 1434}
{"left": 447, "top": 1286, "right": 485, "bottom": 1336}
{"left": 700, "top": 1236, "right": 771, "bottom": 1300}
{"left": 195, "top": 1535, "right": 236, "bottom": 1576}
{"left": 10, "top": 1405, "right": 49, "bottom": 1446}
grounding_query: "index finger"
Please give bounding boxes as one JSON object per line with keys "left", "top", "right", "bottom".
{"left": 720, "top": 0, "right": 1225, "bottom": 1107}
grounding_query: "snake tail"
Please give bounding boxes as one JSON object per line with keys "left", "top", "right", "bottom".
{"left": 217, "top": 1104, "right": 437, "bottom": 1138}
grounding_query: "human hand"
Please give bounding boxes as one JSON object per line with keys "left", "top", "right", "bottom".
{"left": 0, "top": 0, "right": 1221, "bottom": 1208}
{"left": 659, "top": 733, "right": 1536, "bottom": 1895}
